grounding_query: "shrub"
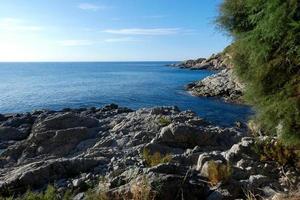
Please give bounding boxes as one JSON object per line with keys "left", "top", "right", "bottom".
{"left": 253, "top": 138, "right": 300, "bottom": 166}
{"left": 0, "top": 186, "right": 74, "bottom": 200}
{"left": 206, "top": 161, "right": 232, "bottom": 186}
{"left": 14, "top": 186, "right": 61, "bottom": 200}
{"left": 157, "top": 117, "right": 171, "bottom": 127}
{"left": 85, "top": 177, "right": 109, "bottom": 200}
{"left": 216, "top": 0, "right": 300, "bottom": 146}
{"left": 85, "top": 189, "right": 109, "bottom": 200}
{"left": 142, "top": 148, "right": 172, "bottom": 167}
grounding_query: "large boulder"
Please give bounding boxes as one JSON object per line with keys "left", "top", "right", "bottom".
{"left": 32, "top": 112, "right": 99, "bottom": 133}
{"left": 153, "top": 123, "right": 244, "bottom": 149}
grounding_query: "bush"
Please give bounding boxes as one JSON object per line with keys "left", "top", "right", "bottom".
{"left": 206, "top": 161, "right": 232, "bottom": 186}
{"left": 253, "top": 138, "right": 300, "bottom": 166}
{"left": 216, "top": 0, "right": 300, "bottom": 146}
{"left": 0, "top": 186, "right": 73, "bottom": 200}
{"left": 142, "top": 148, "right": 172, "bottom": 167}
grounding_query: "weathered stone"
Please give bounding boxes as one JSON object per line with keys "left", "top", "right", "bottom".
{"left": 0, "top": 127, "right": 28, "bottom": 141}
{"left": 186, "top": 69, "right": 244, "bottom": 103}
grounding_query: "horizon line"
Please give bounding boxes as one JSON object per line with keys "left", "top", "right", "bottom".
{"left": 0, "top": 60, "right": 182, "bottom": 63}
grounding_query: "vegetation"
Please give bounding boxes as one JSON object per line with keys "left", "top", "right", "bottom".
{"left": 253, "top": 138, "right": 300, "bottom": 166}
{"left": 142, "top": 148, "right": 172, "bottom": 167}
{"left": 130, "top": 176, "right": 157, "bottom": 200}
{"left": 206, "top": 161, "right": 232, "bottom": 186}
{"left": 216, "top": 0, "right": 300, "bottom": 146}
{"left": 0, "top": 186, "right": 72, "bottom": 200}
{"left": 157, "top": 117, "right": 171, "bottom": 127}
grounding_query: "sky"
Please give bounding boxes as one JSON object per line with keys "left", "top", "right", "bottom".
{"left": 0, "top": 0, "right": 231, "bottom": 61}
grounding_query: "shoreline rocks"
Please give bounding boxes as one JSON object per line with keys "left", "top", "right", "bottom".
{"left": 168, "top": 52, "right": 245, "bottom": 103}
{"left": 0, "top": 104, "right": 298, "bottom": 199}
{"left": 167, "top": 53, "right": 230, "bottom": 71}
{"left": 186, "top": 69, "right": 244, "bottom": 103}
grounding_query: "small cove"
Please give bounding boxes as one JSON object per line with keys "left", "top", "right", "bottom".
{"left": 0, "top": 62, "right": 252, "bottom": 126}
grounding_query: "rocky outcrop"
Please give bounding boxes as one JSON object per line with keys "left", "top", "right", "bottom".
{"left": 0, "top": 104, "right": 298, "bottom": 199}
{"left": 168, "top": 53, "right": 230, "bottom": 71}
{"left": 169, "top": 51, "right": 244, "bottom": 103}
{"left": 186, "top": 69, "right": 244, "bottom": 103}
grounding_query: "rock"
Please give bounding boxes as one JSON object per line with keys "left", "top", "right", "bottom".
{"left": 248, "top": 174, "right": 270, "bottom": 187}
{"left": 1, "top": 113, "right": 34, "bottom": 127}
{"left": 0, "top": 114, "right": 5, "bottom": 122}
{"left": 224, "top": 137, "right": 256, "bottom": 162}
{"left": 207, "top": 189, "right": 231, "bottom": 200}
{"left": 0, "top": 104, "right": 293, "bottom": 199}
{"left": 72, "top": 178, "right": 84, "bottom": 188}
{"left": 32, "top": 112, "right": 99, "bottom": 133}
{"left": 145, "top": 173, "right": 210, "bottom": 200}
{"left": 168, "top": 53, "right": 228, "bottom": 71}
{"left": 153, "top": 123, "right": 244, "bottom": 150}
{"left": 196, "top": 152, "right": 226, "bottom": 172}
{"left": 73, "top": 192, "right": 85, "bottom": 200}
{"left": 0, "top": 158, "right": 107, "bottom": 194}
{"left": 0, "top": 127, "right": 28, "bottom": 141}
{"left": 186, "top": 69, "right": 244, "bottom": 103}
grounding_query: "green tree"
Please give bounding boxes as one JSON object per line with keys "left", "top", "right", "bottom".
{"left": 216, "top": 0, "right": 300, "bottom": 146}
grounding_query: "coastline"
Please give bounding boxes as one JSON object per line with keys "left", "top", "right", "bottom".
{"left": 0, "top": 57, "right": 297, "bottom": 199}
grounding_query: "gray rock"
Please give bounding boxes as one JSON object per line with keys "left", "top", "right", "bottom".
{"left": 0, "top": 158, "right": 107, "bottom": 193}
{"left": 248, "top": 174, "right": 270, "bottom": 187}
{"left": 73, "top": 192, "right": 85, "bottom": 200}
{"left": 0, "top": 127, "right": 28, "bottom": 141}
{"left": 32, "top": 112, "right": 99, "bottom": 133}
{"left": 186, "top": 69, "right": 244, "bottom": 103}
{"left": 224, "top": 137, "right": 256, "bottom": 162}
{"left": 196, "top": 152, "right": 226, "bottom": 172}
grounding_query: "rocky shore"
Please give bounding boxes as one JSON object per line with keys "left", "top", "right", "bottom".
{"left": 169, "top": 52, "right": 244, "bottom": 103}
{"left": 168, "top": 53, "right": 228, "bottom": 71}
{"left": 0, "top": 104, "right": 298, "bottom": 199}
{"left": 186, "top": 69, "right": 244, "bottom": 103}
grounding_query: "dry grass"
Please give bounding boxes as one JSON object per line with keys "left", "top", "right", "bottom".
{"left": 130, "top": 176, "right": 156, "bottom": 200}
{"left": 243, "top": 189, "right": 259, "bottom": 200}
{"left": 206, "top": 160, "right": 232, "bottom": 186}
{"left": 142, "top": 148, "right": 172, "bottom": 167}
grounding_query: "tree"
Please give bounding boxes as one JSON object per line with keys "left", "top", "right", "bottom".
{"left": 216, "top": 0, "right": 300, "bottom": 146}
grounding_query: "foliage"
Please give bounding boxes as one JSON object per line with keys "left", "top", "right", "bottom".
{"left": 216, "top": 0, "right": 300, "bottom": 146}
{"left": 142, "top": 148, "right": 172, "bottom": 167}
{"left": 85, "top": 189, "right": 109, "bottom": 200}
{"left": 157, "top": 117, "right": 171, "bottom": 127}
{"left": 85, "top": 177, "right": 110, "bottom": 200}
{"left": 206, "top": 161, "right": 232, "bottom": 186}
{"left": 0, "top": 186, "right": 74, "bottom": 200}
{"left": 253, "top": 138, "right": 300, "bottom": 166}
{"left": 19, "top": 186, "right": 57, "bottom": 200}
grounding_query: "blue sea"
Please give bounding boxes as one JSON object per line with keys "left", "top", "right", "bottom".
{"left": 0, "top": 62, "right": 252, "bottom": 126}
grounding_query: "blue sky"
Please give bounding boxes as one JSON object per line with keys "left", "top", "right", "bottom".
{"left": 0, "top": 0, "right": 231, "bottom": 61}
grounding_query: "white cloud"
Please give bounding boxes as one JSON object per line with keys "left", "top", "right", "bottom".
{"left": 78, "top": 3, "right": 107, "bottom": 11}
{"left": 103, "top": 28, "right": 180, "bottom": 36}
{"left": 59, "top": 40, "right": 94, "bottom": 46}
{"left": 104, "top": 37, "right": 137, "bottom": 43}
{"left": 0, "top": 18, "right": 42, "bottom": 32}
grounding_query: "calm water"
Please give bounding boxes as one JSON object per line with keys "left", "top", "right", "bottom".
{"left": 0, "top": 62, "right": 252, "bottom": 126}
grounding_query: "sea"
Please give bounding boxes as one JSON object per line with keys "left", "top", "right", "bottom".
{"left": 0, "top": 62, "right": 252, "bottom": 126}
